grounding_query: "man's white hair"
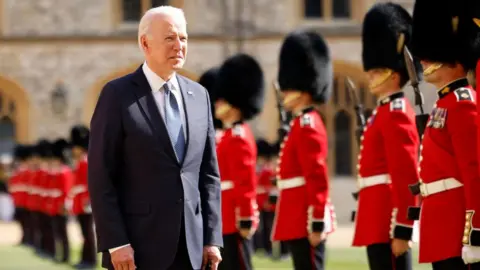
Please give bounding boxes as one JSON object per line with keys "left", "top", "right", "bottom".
{"left": 138, "top": 6, "right": 187, "bottom": 51}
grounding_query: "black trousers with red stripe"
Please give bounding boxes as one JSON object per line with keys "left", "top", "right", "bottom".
{"left": 219, "top": 233, "right": 253, "bottom": 270}
{"left": 367, "top": 243, "right": 412, "bottom": 270}
{"left": 285, "top": 238, "right": 325, "bottom": 270}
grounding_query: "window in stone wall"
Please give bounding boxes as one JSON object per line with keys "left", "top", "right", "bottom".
{"left": 303, "top": 0, "right": 352, "bottom": 20}
{"left": 121, "top": 0, "right": 171, "bottom": 22}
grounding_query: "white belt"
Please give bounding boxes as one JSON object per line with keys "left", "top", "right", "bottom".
{"left": 420, "top": 178, "right": 463, "bottom": 197}
{"left": 221, "top": 181, "right": 234, "bottom": 191}
{"left": 277, "top": 177, "right": 306, "bottom": 190}
{"left": 357, "top": 174, "right": 390, "bottom": 190}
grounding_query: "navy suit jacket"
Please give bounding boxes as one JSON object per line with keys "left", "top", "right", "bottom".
{"left": 88, "top": 66, "right": 223, "bottom": 269}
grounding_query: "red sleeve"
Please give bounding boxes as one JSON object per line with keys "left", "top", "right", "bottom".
{"left": 448, "top": 99, "right": 480, "bottom": 247}
{"left": 296, "top": 114, "right": 329, "bottom": 233}
{"left": 381, "top": 109, "right": 419, "bottom": 240}
{"left": 230, "top": 137, "right": 258, "bottom": 230}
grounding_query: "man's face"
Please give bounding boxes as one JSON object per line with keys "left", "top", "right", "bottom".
{"left": 143, "top": 15, "right": 188, "bottom": 72}
{"left": 366, "top": 68, "right": 398, "bottom": 96}
{"left": 420, "top": 60, "right": 444, "bottom": 84}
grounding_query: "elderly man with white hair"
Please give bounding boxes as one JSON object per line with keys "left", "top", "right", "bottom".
{"left": 88, "top": 6, "right": 223, "bottom": 270}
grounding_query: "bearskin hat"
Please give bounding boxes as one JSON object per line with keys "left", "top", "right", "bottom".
{"left": 278, "top": 29, "right": 332, "bottom": 103}
{"left": 362, "top": 2, "right": 421, "bottom": 86}
{"left": 198, "top": 67, "right": 223, "bottom": 129}
{"left": 52, "top": 138, "right": 70, "bottom": 163}
{"left": 464, "top": 0, "right": 480, "bottom": 66}
{"left": 35, "top": 139, "right": 53, "bottom": 158}
{"left": 13, "top": 144, "right": 30, "bottom": 161}
{"left": 411, "top": 0, "right": 470, "bottom": 68}
{"left": 215, "top": 53, "right": 265, "bottom": 120}
{"left": 256, "top": 139, "right": 273, "bottom": 158}
{"left": 70, "top": 125, "right": 89, "bottom": 150}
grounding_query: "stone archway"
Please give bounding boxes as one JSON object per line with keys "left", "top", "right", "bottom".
{"left": 0, "top": 75, "right": 30, "bottom": 145}
{"left": 83, "top": 64, "right": 199, "bottom": 125}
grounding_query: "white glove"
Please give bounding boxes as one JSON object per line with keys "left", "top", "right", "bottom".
{"left": 65, "top": 198, "right": 73, "bottom": 213}
{"left": 462, "top": 245, "right": 480, "bottom": 264}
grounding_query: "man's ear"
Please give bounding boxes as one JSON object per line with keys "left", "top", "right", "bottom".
{"left": 141, "top": 36, "right": 149, "bottom": 52}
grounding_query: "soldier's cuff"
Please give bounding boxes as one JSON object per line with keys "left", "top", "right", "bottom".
{"left": 463, "top": 211, "right": 480, "bottom": 246}
{"left": 268, "top": 189, "right": 279, "bottom": 204}
{"left": 307, "top": 206, "right": 325, "bottom": 233}
{"left": 238, "top": 220, "right": 253, "bottom": 229}
{"left": 390, "top": 208, "right": 413, "bottom": 240}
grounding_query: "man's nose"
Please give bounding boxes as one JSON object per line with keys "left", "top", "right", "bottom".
{"left": 173, "top": 37, "right": 182, "bottom": 50}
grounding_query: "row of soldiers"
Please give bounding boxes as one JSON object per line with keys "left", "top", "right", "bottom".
{"left": 197, "top": 0, "right": 480, "bottom": 270}
{"left": 8, "top": 125, "right": 97, "bottom": 269}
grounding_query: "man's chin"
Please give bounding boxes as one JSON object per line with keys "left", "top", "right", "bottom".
{"left": 171, "top": 59, "right": 185, "bottom": 70}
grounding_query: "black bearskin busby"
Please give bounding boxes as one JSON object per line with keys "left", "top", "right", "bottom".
{"left": 35, "top": 139, "right": 53, "bottom": 158}
{"left": 198, "top": 67, "right": 223, "bottom": 129}
{"left": 411, "top": 0, "right": 471, "bottom": 68}
{"left": 362, "top": 2, "right": 421, "bottom": 86}
{"left": 277, "top": 29, "right": 332, "bottom": 103}
{"left": 215, "top": 53, "right": 265, "bottom": 120}
{"left": 13, "top": 144, "right": 30, "bottom": 162}
{"left": 70, "top": 125, "right": 90, "bottom": 150}
{"left": 52, "top": 138, "right": 70, "bottom": 163}
{"left": 465, "top": 0, "right": 480, "bottom": 64}
{"left": 256, "top": 139, "right": 273, "bottom": 158}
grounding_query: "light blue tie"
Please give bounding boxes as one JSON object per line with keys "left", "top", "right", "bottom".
{"left": 163, "top": 82, "right": 185, "bottom": 162}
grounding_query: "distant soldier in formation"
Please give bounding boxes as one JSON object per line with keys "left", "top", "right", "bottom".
{"left": 271, "top": 29, "right": 336, "bottom": 270}
{"left": 351, "top": 3, "right": 420, "bottom": 270}
{"left": 47, "top": 138, "right": 73, "bottom": 264}
{"left": 68, "top": 125, "right": 97, "bottom": 269}
{"left": 215, "top": 53, "right": 265, "bottom": 270}
{"left": 198, "top": 66, "right": 224, "bottom": 144}
{"left": 410, "top": 0, "right": 480, "bottom": 269}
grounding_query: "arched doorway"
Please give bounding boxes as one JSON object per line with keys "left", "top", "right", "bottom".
{"left": 323, "top": 61, "right": 376, "bottom": 177}
{"left": 0, "top": 76, "right": 30, "bottom": 151}
{"left": 334, "top": 110, "right": 351, "bottom": 175}
{"left": 83, "top": 64, "right": 199, "bottom": 125}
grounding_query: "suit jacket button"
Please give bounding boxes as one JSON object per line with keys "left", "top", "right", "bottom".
{"left": 178, "top": 198, "right": 183, "bottom": 203}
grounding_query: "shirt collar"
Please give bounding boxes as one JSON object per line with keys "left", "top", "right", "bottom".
{"left": 142, "top": 62, "right": 180, "bottom": 93}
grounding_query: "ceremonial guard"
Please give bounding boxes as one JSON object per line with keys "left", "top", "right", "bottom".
{"left": 271, "top": 29, "right": 336, "bottom": 270}
{"left": 46, "top": 138, "right": 73, "bottom": 263}
{"left": 253, "top": 139, "right": 275, "bottom": 254}
{"left": 351, "top": 3, "right": 420, "bottom": 270}
{"left": 214, "top": 53, "right": 265, "bottom": 270}
{"left": 9, "top": 144, "right": 30, "bottom": 245}
{"left": 198, "top": 66, "right": 224, "bottom": 143}
{"left": 69, "top": 125, "right": 97, "bottom": 269}
{"left": 410, "top": 0, "right": 480, "bottom": 268}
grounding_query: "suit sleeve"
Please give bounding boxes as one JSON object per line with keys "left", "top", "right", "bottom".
{"left": 199, "top": 88, "right": 223, "bottom": 248}
{"left": 448, "top": 100, "right": 480, "bottom": 247}
{"left": 230, "top": 136, "right": 258, "bottom": 230}
{"left": 88, "top": 83, "right": 129, "bottom": 252}
{"left": 296, "top": 116, "right": 329, "bottom": 233}
{"left": 382, "top": 110, "right": 419, "bottom": 241}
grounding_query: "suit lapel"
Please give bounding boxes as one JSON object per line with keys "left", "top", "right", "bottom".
{"left": 177, "top": 75, "right": 192, "bottom": 167}
{"left": 131, "top": 66, "right": 178, "bottom": 163}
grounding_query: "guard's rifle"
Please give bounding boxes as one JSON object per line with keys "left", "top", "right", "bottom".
{"left": 273, "top": 81, "right": 290, "bottom": 141}
{"left": 345, "top": 77, "right": 366, "bottom": 222}
{"left": 403, "top": 45, "right": 428, "bottom": 221}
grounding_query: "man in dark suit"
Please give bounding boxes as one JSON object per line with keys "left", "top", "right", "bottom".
{"left": 88, "top": 5, "right": 223, "bottom": 270}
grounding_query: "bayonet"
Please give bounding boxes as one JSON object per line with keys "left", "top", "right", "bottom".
{"left": 345, "top": 77, "right": 366, "bottom": 146}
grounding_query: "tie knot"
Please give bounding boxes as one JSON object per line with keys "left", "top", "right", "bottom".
{"left": 163, "top": 82, "right": 171, "bottom": 93}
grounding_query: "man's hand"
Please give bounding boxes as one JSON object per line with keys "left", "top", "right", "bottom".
{"left": 462, "top": 245, "right": 480, "bottom": 264}
{"left": 239, "top": 228, "right": 255, "bottom": 239}
{"left": 308, "top": 232, "right": 326, "bottom": 247}
{"left": 202, "top": 246, "right": 222, "bottom": 270}
{"left": 391, "top": 239, "right": 410, "bottom": 257}
{"left": 111, "top": 245, "right": 136, "bottom": 270}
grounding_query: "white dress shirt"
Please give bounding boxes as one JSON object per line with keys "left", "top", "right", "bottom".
{"left": 109, "top": 62, "right": 187, "bottom": 254}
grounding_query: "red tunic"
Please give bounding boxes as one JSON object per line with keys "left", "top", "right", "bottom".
{"left": 256, "top": 165, "right": 275, "bottom": 212}
{"left": 45, "top": 165, "right": 73, "bottom": 216}
{"left": 352, "top": 92, "right": 419, "bottom": 247}
{"left": 418, "top": 78, "right": 480, "bottom": 263}
{"left": 216, "top": 122, "right": 259, "bottom": 235}
{"left": 70, "top": 156, "right": 90, "bottom": 215}
{"left": 9, "top": 167, "right": 28, "bottom": 208}
{"left": 27, "top": 169, "right": 45, "bottom": 212}
{"left": 272, "top": 107, "right": 336, "bottom": 241}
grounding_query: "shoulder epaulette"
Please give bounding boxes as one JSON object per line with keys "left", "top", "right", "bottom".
{"left": 390, "top": 98, "right": 405, "bottom": 112}
{"left": 232, "top": 125, "right": 245, "bottom": 137}
{"left": 454, "top": 87, "right": 474, "bottom": 102}
{"left": 300, "top": 113, "right": 314, "bottom": 128}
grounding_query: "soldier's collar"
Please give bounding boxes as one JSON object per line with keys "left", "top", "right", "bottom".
{"left": 294, "top": 106, "right": 315, "bottom": 117}
{"left": 378, "top": 91, "right": 404, "bottom": 106}
{"left": 224, "top": 120, "right": 244, "bottom": 129}
{"left": 437, "top": 78, "right": 469, "bottom": 99}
